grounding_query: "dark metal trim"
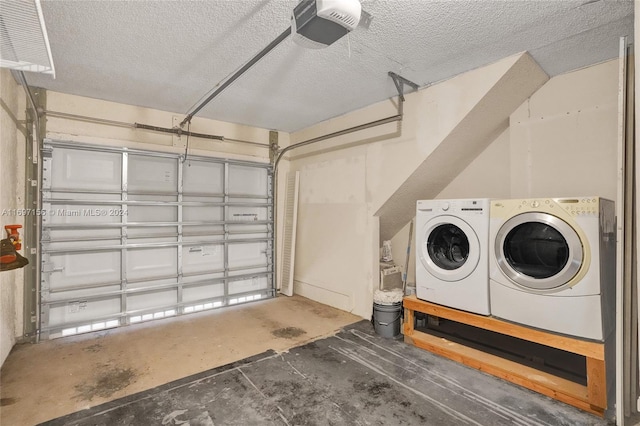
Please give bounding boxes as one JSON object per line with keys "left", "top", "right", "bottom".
{"left": 180, "top": 27, "right": 292, "bottom": 127}
{"left": 274, "top": 114, "right": 402, "bottom": 170}
{"left": 388, "top": 71, "right": 419, "bottom": 102}
{"left": 133, "top": 123, "right": 271, "bottom": 148}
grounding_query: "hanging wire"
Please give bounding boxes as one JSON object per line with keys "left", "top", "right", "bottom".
{"left": 183, "top": 120, "right": 191, "bottom": 164}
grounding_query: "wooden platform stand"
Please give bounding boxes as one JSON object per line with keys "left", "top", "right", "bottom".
{"left": 402, "top": 295, "right": 607, "bottom": 417}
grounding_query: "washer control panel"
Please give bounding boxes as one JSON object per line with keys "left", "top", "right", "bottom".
{"left": 417, "top": 199, "right": 488, "bottom": 215}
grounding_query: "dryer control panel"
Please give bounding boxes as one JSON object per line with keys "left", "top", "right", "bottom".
{"left": 491, "top": 197, "right": 603, "bottom": 219}
{"left": 555, "top": 197, "right": 599, "bottom": 216}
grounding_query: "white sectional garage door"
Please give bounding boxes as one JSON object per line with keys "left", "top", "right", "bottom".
{"left": 39, "top": 140, "right": 274, "bottom": 339}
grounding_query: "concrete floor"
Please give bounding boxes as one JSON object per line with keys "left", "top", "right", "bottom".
{"left": 41, "top": 321, "right": 613, "bottom": 426}
{"left": 0, "top": 295, "right": 360, "bottom": 425}
{"left": 2, "top": 295, "right": 637, "bottom": 425}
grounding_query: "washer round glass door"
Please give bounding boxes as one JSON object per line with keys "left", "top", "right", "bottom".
{"left": 495, "top": 212, "right": 583, "bottom": 291}
{"left": 419, "top": 216, "right": 480, "bottom": 282}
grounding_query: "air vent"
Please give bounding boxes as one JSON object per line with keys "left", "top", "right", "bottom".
{"left": 329, "top": 11, "right": 357, "bottom": 26}
{"left": 0, "top": 0, "right": 55, "bottom": 76}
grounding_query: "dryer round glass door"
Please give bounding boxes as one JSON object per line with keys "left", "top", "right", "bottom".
{"left": 419, "top": 216, "right": 480, "bottom": 282}
{"left": 494, "top": 212, "right": 583, "bottom": 291}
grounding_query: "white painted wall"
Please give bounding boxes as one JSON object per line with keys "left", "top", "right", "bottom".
{"left": 1, "top": 69, "right": 26, "bottom": 367}
{"left": 510, "top": 60, "right": 619, "bottom": 200}
{"left": 289, "top": 53, "right": 545, "bottom": 319}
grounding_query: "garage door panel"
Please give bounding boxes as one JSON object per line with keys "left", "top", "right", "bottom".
{"left": 228, "top": 266, "right": 268, "bottom": 277}
{"left": 129, "top": 194, "right": 177, "bottom": 202}
{"left": 228, "top": 231, "right": 269, "bottom": 241}
{"left": 43, "top": 204, "right": 124, "bottom": 226}
{"left": 126, "top": 236, "right": 178, "bottom": 245}
{"left": 41, "top": 142, "right": 273, "bottom": 339}
{"left": 182, "top": 231, "right": 224, "bottom": 242}
{"left": 128, "top": 205, "right": 177, "bottom": 223}
{"left": 127, "top": 227, "right": 179, "bottom": 239}
{"left": 128, "top": 289, "right": 177, "bottom": 312}
{"left": 182, "top": 271, "right": 225, "bottom": 284}
{"left": 183, "top": 206, "right": 223, "bottom": 223}
{"left": 228, "top": 165, "right": 268, "bottom": 196}
{"left": 43, "top": 226, "right": 122, "bottom": 241}
{"left": 45, "top": 284, "right": 122, "bottom": 303}
{"left": 128, "top": 156, "right": 177, "bottom": 193}
{"left": 183, "top": 194, "right": 223, "bottom": 202}
{"left": 183, "top": 244, "right": 224, "bottom": 274}
{"left": 51, "top": 149, "right": 122, "bottom": 191}
{"left": 229, "top": 242, "right": 268, "bottom": 268}
{"left": 47, "top": 192, "right": 122, "bottom": 202}
{"left": 46, "top": 250, "right": 121, "bottom": 290}
{"left": 228, "top": 206, "right": 267, "bottom": 223}
{"left": 228, "top": 197, "right": 268, "bottom": 204}
{"left": 229, "top": 276, "right": 269, "bottom": 295}
{"left": 48, "top": 297, "right": 121, "bottom": 327}
{"left": 183, "top": 161, "right": 224, "bottom": 195}
{"left": 127, "top": 277, "right": 177, "bottom": 290}
{"left": 126, "top": 247, "right": 177, "bottom": 280}
{"left": 183, "top": 282, "right": 225, "bottom": 303}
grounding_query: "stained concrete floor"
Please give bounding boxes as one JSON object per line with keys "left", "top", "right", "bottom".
{"left": 0, "top": 295, "right": 360, "bottom": 425}
{"left": 0, "top": 295, "right": 632, "bottom": 425}
{"left": 40, "top": 321, "right": 610, "bottom": 425}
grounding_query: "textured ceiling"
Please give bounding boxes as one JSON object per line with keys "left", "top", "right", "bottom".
{"left": 23, "top": 0, "right": 633, "bottom": 132}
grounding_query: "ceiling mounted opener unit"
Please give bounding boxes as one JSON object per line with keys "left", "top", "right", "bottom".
{"left": 292, "top": 0, "right": 362, "bottom": 49}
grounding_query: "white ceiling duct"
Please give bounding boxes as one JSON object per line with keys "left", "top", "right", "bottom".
{"left": 0, "top": 0, "right": 55, "bottom": 77}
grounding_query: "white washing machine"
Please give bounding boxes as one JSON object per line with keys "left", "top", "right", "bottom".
{"left": 489, "top": 197, "right": 616, "bottom": 341}
{"left": 416, "top": 198, "right": 490, "bottom": 315}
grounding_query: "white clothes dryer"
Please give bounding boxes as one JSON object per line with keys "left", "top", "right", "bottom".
{"left": 489, "top": 197, "right": 616, "bottom": 341}
{"left": 416, "top": 198, "right": 490, "bottom": 315}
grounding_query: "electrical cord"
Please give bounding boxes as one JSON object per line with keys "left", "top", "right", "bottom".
{"left": 183, "top": 120, "right": 191, "bottom": 164}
